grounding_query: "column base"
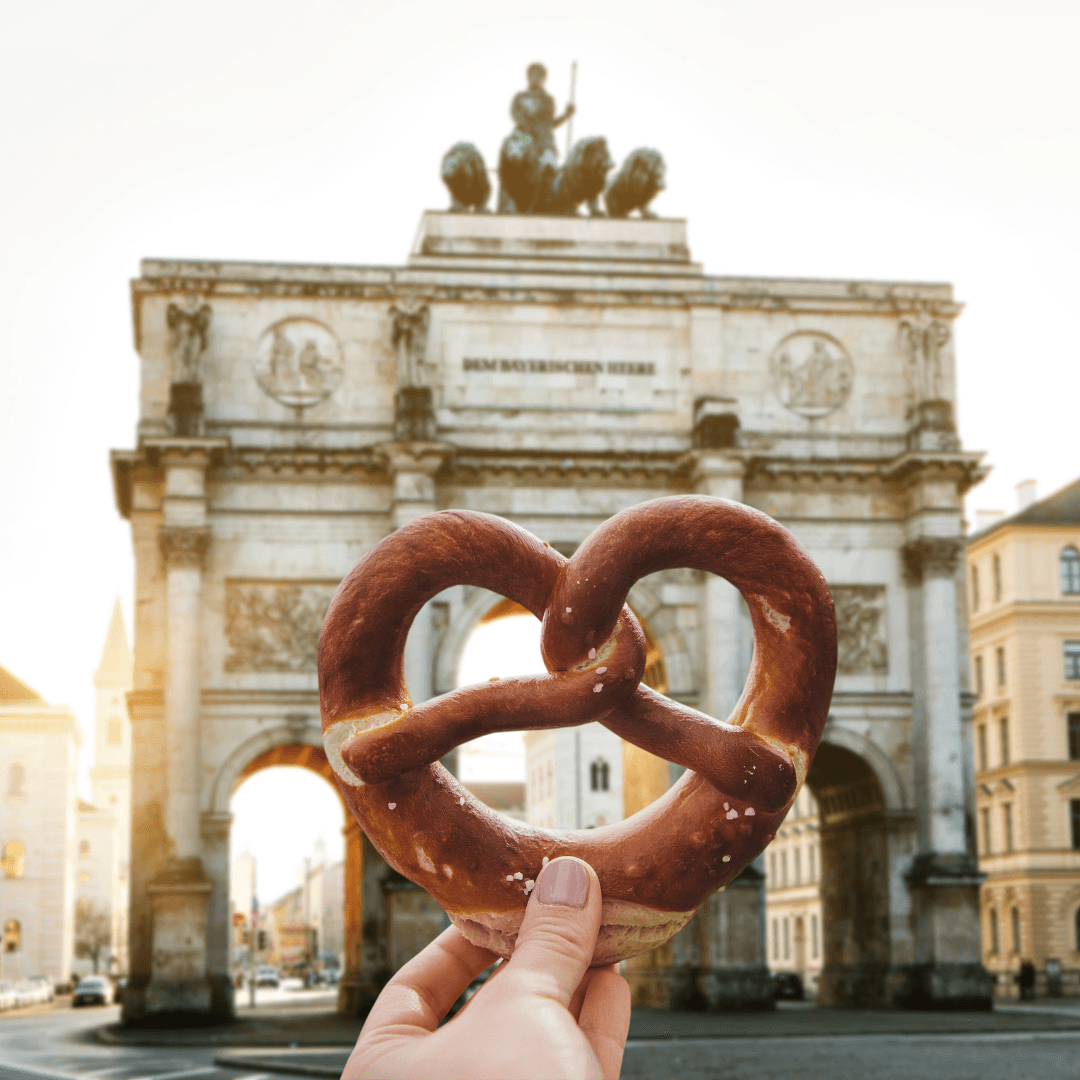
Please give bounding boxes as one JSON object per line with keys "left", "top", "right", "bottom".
{"left": 820, "top": 963, "right": 994, "bottom": 1010}
{"left": 625, "top": 965, "right": 775, "bottom": 1011}
{"left": 337, "top": 972, "right": 389, "bottom": 1016}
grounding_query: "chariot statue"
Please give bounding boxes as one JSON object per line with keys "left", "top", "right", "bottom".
{"left": 440, "top": 63, "right": 666, "bottom": 219}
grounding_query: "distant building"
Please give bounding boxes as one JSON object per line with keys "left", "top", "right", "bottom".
{"left": 968, "top": 477, "right": 1080, "bottom": 996}
{"left": 73, "top": 600, "right": 133, "bottom": 976}
{"left": 525, "top": 726, "right": 623, "bottom": 830}
{"left": 763, "top": 786, "right": 824, "bottom": 994}
{"left": 0, "top": 665, "right": 81, "bottom": 985}
{"left": 263, "top": 844, "right": 345, "bottom": 974}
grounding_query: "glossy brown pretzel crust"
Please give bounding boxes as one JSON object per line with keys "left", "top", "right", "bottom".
{"left": 318, "top": 496, "right": 837, "bottom": 965}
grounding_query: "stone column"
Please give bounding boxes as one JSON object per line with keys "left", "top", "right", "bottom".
{"left": 146, "top": 446, "right": 215, "bottom": 1017}
{"left": 200, "top": 811, "right": 234, "bottom": 1018}
{"left": 378, "top": 441, "right": 453, "bottom": 727}
{"left": 902, "top": 536, "right": 994, "bottom": 1008}
{"left": 338, "top": 818, "right": 369, "bottom": 1015}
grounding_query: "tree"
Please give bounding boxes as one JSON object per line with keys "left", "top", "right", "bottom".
{"left": 74, "top": 901, "right": 111, "bottom": 974}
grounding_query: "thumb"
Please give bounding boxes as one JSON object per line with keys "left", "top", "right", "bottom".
{"left": 503, "top": 857, "right": 602, "bottom": 1008}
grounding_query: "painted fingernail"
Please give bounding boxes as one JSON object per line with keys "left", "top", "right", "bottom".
{"left": 536, "top": 858, "right": 589, "bottom": 909}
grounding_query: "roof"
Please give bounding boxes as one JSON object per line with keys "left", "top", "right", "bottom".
{"left": 0, "top": 664, "right": 44, "bottom": 703}
{"left": 95, "top": 598, "right": 132, "bottom": 685}
{"left": 971, "top": 476, "right": 1080, "bottom": 542}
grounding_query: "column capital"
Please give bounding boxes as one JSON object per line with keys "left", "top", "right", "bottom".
{"left": 374, "top": 440, "right": 454, "bottom": 477}
{"left": 159, "top": 525, "right": 211, "bottom": 568}
{"left": 902, "top": 536, "right": 964, "bottom": 582}
{"left": 679, "top": 450, "right": 747, "bottom": 500}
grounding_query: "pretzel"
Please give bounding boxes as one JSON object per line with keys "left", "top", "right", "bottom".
{"left": 318, "top": 496, "right": 836, "bottom": 965}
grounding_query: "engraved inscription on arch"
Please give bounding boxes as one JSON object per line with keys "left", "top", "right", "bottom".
{"left": 831, "top": 585, "right": 888, "bottom": 675}
{"left": 224, "top": 580, "right": 338, "bottom": 673}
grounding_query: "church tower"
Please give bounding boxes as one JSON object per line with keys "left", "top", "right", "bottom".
{"left": 90, "top": 599, "right": 133, "bottom": 878}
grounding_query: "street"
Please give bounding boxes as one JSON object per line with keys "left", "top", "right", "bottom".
{"left": 4, "top": 995, "right": 1080, "bottom": 1079}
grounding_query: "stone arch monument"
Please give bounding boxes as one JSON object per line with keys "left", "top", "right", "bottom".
{"left": 112, "top": 207, "right": 992, "bottom": 1022}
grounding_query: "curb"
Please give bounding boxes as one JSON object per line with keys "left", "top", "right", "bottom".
{"left": 215, "top": 1048, "right": 350, "bottom": 1077}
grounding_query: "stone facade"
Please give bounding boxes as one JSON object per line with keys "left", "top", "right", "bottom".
{"left": 968, "top": 477, "right": 1080, "bottom": 996}
{"left": 112, "top": 211, "right": 990, "bottom": 1020}
{"left": 0, "top": 666, "right": 80, "bottom": 985}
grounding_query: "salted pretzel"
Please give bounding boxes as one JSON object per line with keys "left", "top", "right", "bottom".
{"left": 318, "top": 496, "right": 836, "bottom": 965}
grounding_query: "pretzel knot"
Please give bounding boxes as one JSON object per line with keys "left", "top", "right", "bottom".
{"left": 319, "top": 495, "right": 836, "bottom": 965}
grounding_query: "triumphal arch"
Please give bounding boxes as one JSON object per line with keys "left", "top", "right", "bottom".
{"left": 112, "top": 200, "right": 994, "bottom": 1020}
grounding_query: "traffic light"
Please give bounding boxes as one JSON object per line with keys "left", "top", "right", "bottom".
{"left": 257, "top": 930, "right": 268, "bottom": 951}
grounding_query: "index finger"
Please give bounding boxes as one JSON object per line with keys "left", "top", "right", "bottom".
{"left": 361, "top": 925, "right": 499, "bottom": 1037}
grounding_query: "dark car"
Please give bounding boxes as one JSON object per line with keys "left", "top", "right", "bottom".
{"left": 73, "top": 976, "right": 113, "bottom": 1007}
{"left": 771, "top": 971, "right": 804, "bottom": 1001}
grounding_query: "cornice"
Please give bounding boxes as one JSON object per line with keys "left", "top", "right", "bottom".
{"left": 447, "top": 450, "right": 686, "bottom": 482}
{"left": 880, "top": 450, "right": 990, "bottom": 493}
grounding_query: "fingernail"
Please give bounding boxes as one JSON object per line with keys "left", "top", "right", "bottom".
{"left": 536, "top": 858, "right": 589, "bottom": 908}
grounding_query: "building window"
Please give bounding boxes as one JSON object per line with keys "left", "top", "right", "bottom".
{"left": 999, "top": 717, "right": 1010, "bottom": 766}
{"left": 971, "top": 566, "right": 980, "bottom": 612}
{"left": 974, "top": 655, "right": 984, "bottom": 698}
{"left": 8, "top": 763, "right": 25, "bottom": 795}
{"left": 772, "top": 919, "right": 779, "bottom": 960}
{"left": 1011, "top": 906, "right": 1022, "bottom": 953}
{"left": 3, "top": 919, "right": 20, "bottom": 952}
{"left": 988, "top": 908, "right": 999, "bottom": 954}
{"left": 1004, "top": 803, "right": 1014, "bottom": 852}
{"left": 1066, "top": 642, "right": 1080, "bottom": 681}
{"left": 993, "top": 554, "right": 1002, "bottom": 603}
{"left": 769, "top": 852, "right": 777, "bottom": 884}
{"left": 1068, "top": 714, "right": 1080, "bottom": 761}
{"left": 783, "top": 918, "right": 790, "bottom": 960}
{"left": 79, "top": 839, "right": 90, "bottom": 857}
{"left": 793, "top": 848, "right": 801, "bottom": 886}
{"left": 107, "top": 717, "right": 122, "bottom": 745}
{"left": 1072, "top": 800, "right": 1080, "bottom": 851}
{"left": 589, "top": 758, "right": 609, "bottom": 793}
{"left": 811, "top": 913, "right": 819, "bottom": 959}
{"left": 1075, "top": 907, "right": 1080, "bottom": 952}
{"left": 781, "top": 850, "right": 788, "bottom": 888}
{"left": 980, "top": 807, "right": 991, "bottom": 855}
{"left": 808, "top": 844, "right": 817, "bottom": 883}
{"left": 1, "top": 841, "right": 25, "bottom": 879}
{"left": 996, "top": 647, "right": 1006, "bottom": 688}
{"left": 978, "top": 724, "right": 988, "bottom": 771}
{"left": 1061, "top": 547, "right": 1080, "bottom": 595}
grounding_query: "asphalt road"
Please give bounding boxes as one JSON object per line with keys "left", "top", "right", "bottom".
{"left": 5, "top": 995, "right": 1080, "bottom": 1080}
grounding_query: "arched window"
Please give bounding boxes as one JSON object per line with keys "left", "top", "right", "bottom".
{"left": 1, "top": 841, "right": 25, "bottom": 879}
{"left": 988, "top": 909, "right": 999, "bottom": 954}
{"left": 1011, "top": 906, "right": 1022, "bottom": 953}
{"left": 1075, "top": 907, "right": 1080, "bottom": 952}
{"left": 79, "top": 839, "right": 90, "bottom": 857}
{"left": 993, "top": 554, "right": 1003, "bottom": 602}
{"left": 8, "top": 763, "right": 25, "bottom": 795}
{"left": 589, "top": 758, "right": 610, "bottom": 792}
{"left": 1062, "top": 547, "right": 1080, "bottom": 595}
{"left": 971, "top": 566, "right": 980, "bottom": 612}
{"left": 107, "top": 716, "right": 122, "bottom": 745}
{"left": 3, "top": 919, "right": 20, "bottom": 952}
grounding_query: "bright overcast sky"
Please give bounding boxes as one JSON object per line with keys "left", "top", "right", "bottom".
{"left": 2, "top": 1, "right": 1077, "bottom": 805}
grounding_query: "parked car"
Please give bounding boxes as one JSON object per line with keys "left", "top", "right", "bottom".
{"left": 72, "top": 976, "right": 113, "bottom": 1006}
{"left": 0, "top": 981, "right": 17, "bottom": 1011}
{"left": 254, "top": 966, "right": 280, "bottom": 988}
{"left": 771, "top": 971, "right": 804, "bottom": 1001}
{"left": 29, "top": 977, "right": 54, "bottom": 1003}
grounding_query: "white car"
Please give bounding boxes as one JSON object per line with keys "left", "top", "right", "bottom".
{"left": 0, "top": 981, "right": 16, "bottom": 1010}
{"left": 72, "top": 976, "right": 113, "bottom": 1007}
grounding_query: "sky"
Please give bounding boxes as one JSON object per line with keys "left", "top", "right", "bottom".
{"left": 1, "top": 0, "right": 1078, "bottom": 813}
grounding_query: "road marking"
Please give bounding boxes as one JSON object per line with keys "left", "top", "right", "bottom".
{"left": 119, "top": 1069, "right": 217, "bottom": 1080}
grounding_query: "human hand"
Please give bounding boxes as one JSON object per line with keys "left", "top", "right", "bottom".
{"left": 342, "top": 856, "right": 631, "bottom": 1079}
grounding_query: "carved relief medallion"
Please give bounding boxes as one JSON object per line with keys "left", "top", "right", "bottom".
{"left": 254, "top": 318, "right": 343, "bottom": 407}
{"left": 770, "top": 332, "right": 853, "bottom": 418}
{"left": 831, "top": 585, "right": 888, "bottom": 675}
{"left": 224, "top": 581, "right": 338, "bottom": 673}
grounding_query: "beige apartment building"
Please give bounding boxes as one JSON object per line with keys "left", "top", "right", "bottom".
{"left": 968, "top": 477, "right": 1080, "bottom": 996}
{"left": 764, "top": 785, "right": 824, "bottom": 994}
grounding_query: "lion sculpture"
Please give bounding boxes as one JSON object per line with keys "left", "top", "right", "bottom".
{"left": 604, "top": 148, "right": 666, "bottom": 218}
{"left": 440, "top": 142, "right": 491, "bottom": 212}
{"left": 495, "top": 132, "right": 613, "bottom": 216}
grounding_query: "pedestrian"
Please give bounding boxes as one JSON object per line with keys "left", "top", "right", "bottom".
{"left": 341, "top": 856, "right": 630, "bottom": 1079}
{"left": 1018, "top": 960, "right": 1036, "bottom": 1000}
